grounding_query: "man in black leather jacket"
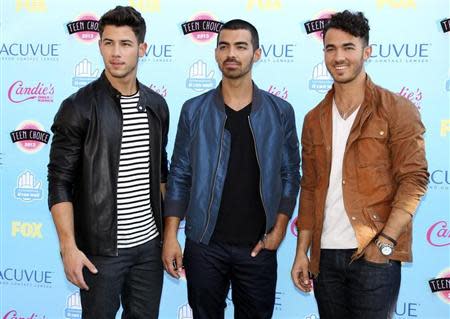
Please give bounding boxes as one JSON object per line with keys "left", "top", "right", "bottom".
{"left": 47, "top": 6, "right": 169, "bottom": 318}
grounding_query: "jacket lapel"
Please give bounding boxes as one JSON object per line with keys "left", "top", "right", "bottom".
{"left": 345, "top": 77, "right": 377, "bottom": 152}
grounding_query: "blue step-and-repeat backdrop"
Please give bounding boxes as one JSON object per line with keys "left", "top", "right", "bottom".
{"left": 1, "top": 0, "right": 449, "bottom": 318}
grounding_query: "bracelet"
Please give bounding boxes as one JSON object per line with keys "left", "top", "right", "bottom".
{"left": 378, "top": 232, "right": 397, "bottom": 246}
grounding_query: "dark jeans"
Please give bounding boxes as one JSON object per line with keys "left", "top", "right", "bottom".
{"left": 80, "top": 238, "right": 163, "bottom": 319}
{"left": 313, "top": 249, "right": 401, "bottom": 319}
{"left": 183, "top": 239, "right": 277, "bottom": 319}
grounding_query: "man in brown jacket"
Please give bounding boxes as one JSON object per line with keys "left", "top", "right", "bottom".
{"left": 291, "top": 10, "right": 428, "bottom": 319}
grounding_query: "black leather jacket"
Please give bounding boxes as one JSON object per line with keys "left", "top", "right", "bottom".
{"left": 48, "top": 72, "right": 169, "bottom": 256}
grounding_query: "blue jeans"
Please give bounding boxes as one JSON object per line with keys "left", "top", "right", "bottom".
{"left": 80, "top": 238, "right": 163, "bottom": 319}
{"left": 183, "top": 239, "right": 277, "bottom": 319}
{"left": 313, "top": 249, "right": 401, "bottom": 319}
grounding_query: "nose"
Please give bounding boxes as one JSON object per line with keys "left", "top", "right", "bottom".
{"left": 334, "top": 48, "right": 345, "bottom": 63}
{"left": 112, "top": 43, "right": 121, "bottom": 57}
{"left": 227, "top": 46, "right": 236, "bottom": 58}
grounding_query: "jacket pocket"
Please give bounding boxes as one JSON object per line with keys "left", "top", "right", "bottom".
{"left": 356, "top": 120, "right": 389, "bottom": 168}
{"left": 311, "top": 133, "right": 327, "bottom": 175}
{"left": 363, "top": 206, "right": 389, "bottom": 232}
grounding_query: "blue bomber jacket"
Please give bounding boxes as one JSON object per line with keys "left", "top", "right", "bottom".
{"left": 164, "top": 83, "right": 300, "bottom": 244}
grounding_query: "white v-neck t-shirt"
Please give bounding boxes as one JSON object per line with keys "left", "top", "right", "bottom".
{"left": 321, "top": 99, "right": 360, "bottom": 249}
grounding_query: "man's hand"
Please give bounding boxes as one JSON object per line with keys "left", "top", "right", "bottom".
{"left": 251, "top": 214, "right": 289, "bottom": 257}
{"left": 61, "top": 247, "right": 97, "bottom": 290}
{"left": 162, "top": 236, "right": 183, "bottom": 278}
{"left": 251, "top": 227, "right": 286, "bottom": 257}
{"left": 363, "top": 240, "right": 390, "bottom": 264}
{"left": 291, "top": 252, "right": 312, "bottom": 292}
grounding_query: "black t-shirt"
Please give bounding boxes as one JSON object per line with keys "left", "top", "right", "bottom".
{"left": 211, "top": 103, "right": 266, "bottom": 245}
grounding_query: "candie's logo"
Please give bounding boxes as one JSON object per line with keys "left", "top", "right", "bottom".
{"left": 16, "top": 0, "right": 47, "bottom": 12}
{"left": 10, "top": 121, "right": 50, "bottom": 154}
{"left": 15, "top": 171, "right": 43, "bottom": 202}
{"left": 148, "top": 83, "right": 168, "bottom": 98}
{"left": 309, "top": 61, "right": 333, "bottom": 93}
{"left": 246, "top": 0, "right": 281, "bottom": 11}
{"left": 267, "top": 85, "right": 288, "bottom": 100}
{"left": 376, "top": 0, "right": 416, "bottom": 9}
{"left": 66, "top": 14, "right": 99, "bottom": 43}
{"left": 429, "top": 268, "right": 450, "bottom": 304}
{"left": 304, "top": 11, "right": 334, "bottom": 41}
{"left": 441, "top": 18, "right": 450, "bottom": 33}
{"left": 130, "top": 0, "right": 160, "bottom": 12}
{"left": 181, "top": 13, "right": 223, "bottom": 44}
{"left": 290, "top": 216, "right": 298, "bottom": 237}
{"left": 3, "top": 310, "right": 47, "bottom": 319}
{"left": 397, "top": 86, "right": 423, "bottom": 110}
{"left": 427, "top": 221, "right": 450, "bottom": 247}
{"left": 8, "top": 80, "right": 54, "bottom": 103}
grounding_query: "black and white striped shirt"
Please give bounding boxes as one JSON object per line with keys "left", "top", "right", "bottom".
{"left": 117, "top": 92, "right": 158, "bottom": 248}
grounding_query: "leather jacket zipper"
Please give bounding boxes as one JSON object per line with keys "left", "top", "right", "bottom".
{"left": 146, "top": 106, "right": 163, "bottom": 244}
{"left": 113, "top": 94, "right": 123, "bottom": 256}
{"left": 200, "top": 116, "right": 227, "bottom": 242}
{"left": 248, "top": 116, "right": 269, "bottom": 235}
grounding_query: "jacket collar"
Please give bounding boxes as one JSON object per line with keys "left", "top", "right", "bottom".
{"left": 212, "top": 80, "right": 263, "bottom": 113}
{"left": 98, "top": 70, "right": 141, "bottom": 100}
{"left": 319, "top": 74, "right": 378, "bottom": 145}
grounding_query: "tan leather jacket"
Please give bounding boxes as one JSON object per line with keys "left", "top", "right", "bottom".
{"left": 297, "top": 76, "right": 429, "bottom": 275}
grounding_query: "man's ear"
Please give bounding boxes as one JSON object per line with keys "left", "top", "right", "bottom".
{"left": 139, "top": 42, "right": 148, "bottom": 58}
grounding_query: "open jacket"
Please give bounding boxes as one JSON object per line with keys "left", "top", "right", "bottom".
{"left": 165, "top": 83, "right": 300, "bottom": 244}
{"left": 297, "top": 76, "right": 429, "bottom": 275}
{"left": 48, "top": 72, "right": 169, "bottom": 256}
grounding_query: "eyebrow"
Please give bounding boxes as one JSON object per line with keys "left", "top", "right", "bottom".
{"left": 325, "top": 42, "right": 356, "bottom": 49}
{"left": 101, "top": 37, "right": 134, "bottom": 44}
{"left": 218, "top": 41, "right": 249, "bottom": 46}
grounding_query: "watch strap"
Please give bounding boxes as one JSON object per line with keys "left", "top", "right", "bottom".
{"left": 379, "top": 232, "right": 397, "bottom": 246}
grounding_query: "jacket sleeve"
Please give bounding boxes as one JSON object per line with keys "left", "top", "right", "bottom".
{"left": 277, "top": 103, "right": 301, "bottom": 217}
{"left": 159, "top": 98, "right": 170, "bottom": 183}
{"left": 47, "top": 98, "right": 85, "bottom": 210}
{"left": 164, "top": 103, "right": 192, "bottom": 218}
{"left": 389, "top": 98, "right": 429, "bottom": 216}
{"left": 297, "top": 114, "right": 317, "bottom": 231}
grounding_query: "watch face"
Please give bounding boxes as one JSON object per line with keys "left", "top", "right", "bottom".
{"left": 381, "top": 245, "right": 393, "bottom": 256}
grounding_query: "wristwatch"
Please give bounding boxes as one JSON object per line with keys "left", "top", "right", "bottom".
{"left": 375, "top": 238, "right": 394, "bottom": 256}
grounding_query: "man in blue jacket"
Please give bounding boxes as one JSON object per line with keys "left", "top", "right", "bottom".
{"left": 163, "top": 19, "right": 300, "bottom": 319}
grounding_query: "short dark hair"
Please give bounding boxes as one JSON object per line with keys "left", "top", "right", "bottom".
{"left": 217, "top": 19, "right": 259, "bottom": 50}
{"left": 99, "top": 6, "right": 146, "bottom": 43}
{"left": 323, "top": 10, "right": 370, "bottom": 46}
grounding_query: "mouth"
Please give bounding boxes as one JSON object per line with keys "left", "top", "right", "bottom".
{"left": 224, "top": 60, "right": 240, "bottom": 68}
{"left": 110, "top": 61, "right": 125, "bottom": 67}
{"left": 334, "top": 64, "right": 347, "bottom": 70}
